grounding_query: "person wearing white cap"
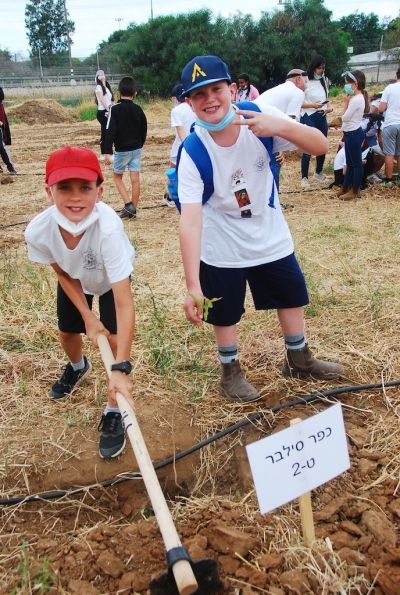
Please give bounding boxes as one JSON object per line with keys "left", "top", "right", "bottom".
{"left": 95, "top": 70, "right": 114, "bottom": 160}
{"left": 255, "top": 68, "right": 308, "bottom": 189}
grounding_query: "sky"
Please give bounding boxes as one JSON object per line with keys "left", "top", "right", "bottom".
{"left": 1, "top": 0, "right": 399, "bottom": 59}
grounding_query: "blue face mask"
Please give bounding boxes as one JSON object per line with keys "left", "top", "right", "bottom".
{"left": 344, "top": 84, "right": 354, "bottom": 95}
{"left": 195, "top": 106, "right": 236, "bottom": 132}
{"left": 314, "top": 72, "right": 325, "bottom": 80}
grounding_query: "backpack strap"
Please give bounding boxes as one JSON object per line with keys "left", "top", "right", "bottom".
{"left": 235, "top": 101, "right": 276, "bottom": 208}
{"left": 175, "top": 132, "right": 214, "bottom": 212}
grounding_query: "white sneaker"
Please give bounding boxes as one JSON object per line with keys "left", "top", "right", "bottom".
{"left": 99, "top": 155, "right": 105, "bottom": 161}
{"left": 367, "top": 174, "right": 381, "bottom": 184}
{"left": 301, "top": 177, "right": 310, "bottom": 187}
{"left": 313, "top": 172, "right": 328, "bottom": 182}
{"left": 371, "top": 145, "right": 384, "bottom": 156}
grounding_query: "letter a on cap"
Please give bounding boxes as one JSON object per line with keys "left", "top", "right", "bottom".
{"left": 192, "top": 63, "right": 206, "bottom": 82}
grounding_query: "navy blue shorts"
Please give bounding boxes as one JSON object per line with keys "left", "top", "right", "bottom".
{"left": 57, "top": 282, "right": 117, "bottom": 334}
{"left": 199, "top": 253, "right": 309, "bottom": 326}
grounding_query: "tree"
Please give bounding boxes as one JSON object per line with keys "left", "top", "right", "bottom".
{"left": 339, "top": 12, "right": 385, "bottom": 55}
{"left": 383, "top": 16, "right": 400, "bottom": 61}
{"left": 0, "top": 48, "right": 14, "bottom": 74}
{"left": 25, "top": 0, "right": 75, "bottom": 57}
{"left": 255, "top": 0, "right": 349, "bottom": 88}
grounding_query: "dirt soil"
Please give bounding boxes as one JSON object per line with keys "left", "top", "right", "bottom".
{"left": 1, "top": 98, "right": 400, "bottom": 595}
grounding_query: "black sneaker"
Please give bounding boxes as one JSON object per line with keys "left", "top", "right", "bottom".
{"left": 120, "top": 204, "right": 136, "bottom": 219}
{"left": 49, "top": 357, "right": 92, "bottom": 399}
{"left": 98, "top": 412, "right": 126, "bottom": 459}
{"left": 8, "top": 169, "right": 18, "bottom": 175}
{"left": 163, "top": 192, "right": 175, "bottom": 207}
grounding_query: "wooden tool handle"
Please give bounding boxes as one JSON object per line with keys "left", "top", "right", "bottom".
{"left": 97, "top": 334, "right": 198, "bottom": 595}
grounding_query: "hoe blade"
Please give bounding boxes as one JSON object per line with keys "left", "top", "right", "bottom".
{"left": 149, "top": 557, "right": 221, "bottom": 595}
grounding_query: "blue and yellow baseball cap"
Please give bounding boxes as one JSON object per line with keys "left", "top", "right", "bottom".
{"left": 181, "top": 56, "right": 231, "bottom": 97}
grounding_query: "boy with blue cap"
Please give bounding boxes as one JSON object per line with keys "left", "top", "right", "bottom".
{"left": 178, "top": 55, "right": 344, "bottom": 402}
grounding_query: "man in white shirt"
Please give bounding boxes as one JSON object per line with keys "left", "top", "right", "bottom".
{"left": 379, "top": 68, "right": 400, "bottom": 186}
{"left": 255, "top": 69, "right": 307, "bottom": 189}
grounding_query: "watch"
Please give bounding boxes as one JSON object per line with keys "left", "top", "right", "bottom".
{"left": 111, "top": 360, "right": 132, "bottom": 375}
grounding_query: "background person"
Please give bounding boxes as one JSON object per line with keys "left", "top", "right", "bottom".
{"left": 235, "top": 73, "right": 259, "bottom": 102}
{"left": 164, "top": 83, "right": 195, "bottom": 206}
{"left": 95, "top": 69, "right": 114, "bottom": 160}
{"left": 104, "top": 76, "right": 147, "bottom": 219}
{"left": 379, "top": 67, "right": 400, "bottom": 187}
{"left": 255, "top": 68, "right": 307, "bottom": 189}
{"left": 299, "top": 55, "right": 333, "bottom": 187}
{"left": 0, "top": 87, "right": 18, "bottom": 175}
{"left": 337, "top": 70, "right": 369, "bottom": 200}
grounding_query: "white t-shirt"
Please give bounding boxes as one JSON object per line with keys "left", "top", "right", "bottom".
{"left": 178, "top": 104, "right": 301, "bottom": 268}
{"left": 334, "top": 147, "right": 346, "bottom": 171}
{"left": 25, "top": 202, "right": 134, "bottom": 296}
{"left": 170, "top": 102, "right": 195, "bottom": 164}
{"left": 95, "top": 84, "right": 113, "bottom": 110}
{"left": 300, "top": 79, "right": 328, "bottom": 117}
{"left": 380, "top": 82, "right": 400, "bottom": 128}
{"left": 255, "top": 81, "right": 305, "bottom": 120}
{"left": 342, "top": 94, "right": 365, "bottom": 132}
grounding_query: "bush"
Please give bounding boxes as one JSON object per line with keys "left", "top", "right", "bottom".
{"left": 77, "top": 100, "right": 97, "bottom": 121}
{"left": 329, "top": 86, "right": 343, "bottom": 98}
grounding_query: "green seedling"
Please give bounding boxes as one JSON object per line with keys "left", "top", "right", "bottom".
{"left": 188, "top": 294, "right": 222, "bottom": 321}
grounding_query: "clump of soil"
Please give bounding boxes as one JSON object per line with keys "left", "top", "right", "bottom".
{"left": 7, "top": 98, "right": 78, "bottom": 125}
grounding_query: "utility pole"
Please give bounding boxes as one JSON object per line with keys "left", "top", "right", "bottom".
{"left": 115, "top": 18, "right": 124, "bottom": 30}
{"left": 376, "top": 34, "right": 383, "bottom": 83}
{"left": 63, "top": 0, "right": 73, "bottom": 78}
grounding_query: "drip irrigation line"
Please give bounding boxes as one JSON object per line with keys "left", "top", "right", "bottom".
{"left": 1, "top": 379, "right": 399, "bottom": 506}
{"left": 0, "top": 205, "right": 169, "bottom": 229}
{"left": 0, "top": 221, "right": 30, "bottom": 229}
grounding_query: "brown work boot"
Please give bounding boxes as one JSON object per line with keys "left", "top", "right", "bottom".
{"left": 336, "top": 185, "right": 349, "bottom": 198}
{"left": 220, "top": 360, "right": 260, "bottom": 402}
{"left": 340, "top": 187, "right": 361, "bottom": 201}
{"left": 282, "top": 344, "right": 344, "bottom": 380}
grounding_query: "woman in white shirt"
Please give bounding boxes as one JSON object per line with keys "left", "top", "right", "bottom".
{"left": 95, "top": 70, "right": 114, "bottom": 160}
{"left": 337, "top": 70, "right": 369, "bottom": 200}
{"left": 300, "top": 55, "right": 333, "bottom": 187}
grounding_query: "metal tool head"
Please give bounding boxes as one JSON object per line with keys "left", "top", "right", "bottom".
{"left": 149, "top": 557, "right": 221, "bottom": 595}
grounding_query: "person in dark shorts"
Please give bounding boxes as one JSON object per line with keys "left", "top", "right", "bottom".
{"left": 25, "top": 146, "right": 135, "bottom": 459}
{"left": 178, "top": 55, "right": 344, "bottom": 403}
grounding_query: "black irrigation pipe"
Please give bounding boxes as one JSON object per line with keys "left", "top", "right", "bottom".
{"left": 2, "top": 379, "right": 400, "bottom": 506}
{"left": 0, "top": 205, "right": 168, "bottom": 229}
{"left": 0, "top": 184, "right": 333, "bottom": 230}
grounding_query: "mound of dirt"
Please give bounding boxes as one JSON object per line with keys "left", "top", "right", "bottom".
{"left": 144, "top": 101, "right": 170, "bottom": 122}
{"left": 7, "top": 98, "right": 78, "bottom": 125}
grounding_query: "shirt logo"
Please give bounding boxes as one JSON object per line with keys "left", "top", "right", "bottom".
{"left": 254, "top": 156, "right": 266, "bottom": 172}
{"left": 192, "top": 63, "right": 206, "bottom": 82}
{"left": 83, "top": 247, "right": 102, "bottom": 271}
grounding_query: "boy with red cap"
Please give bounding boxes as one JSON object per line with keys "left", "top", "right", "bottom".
{"left": 25, "top": 146, "right": 135, "bottom": 459}
{"left": 178, "top": 56, "right": 344, "bottom": 403}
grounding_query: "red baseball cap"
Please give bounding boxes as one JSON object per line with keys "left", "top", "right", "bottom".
{"left": 46, "top": 146, "right": 104, "bottom": 186}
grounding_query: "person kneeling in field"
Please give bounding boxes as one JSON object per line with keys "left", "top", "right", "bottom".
{"left": 178, "top": 55, "right": 344, "bottom": 403}
{"left": 25, "top": 146, "right": 135, "bottom": 459}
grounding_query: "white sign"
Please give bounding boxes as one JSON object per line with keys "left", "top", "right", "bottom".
{"left": 246, "top": 403, "right": 350, "bottom": 514}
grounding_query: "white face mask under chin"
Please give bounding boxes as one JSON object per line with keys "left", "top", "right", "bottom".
{"left": 52, "top": 208, "right": 100, "bottom": 237}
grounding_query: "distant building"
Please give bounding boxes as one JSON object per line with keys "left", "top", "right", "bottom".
{"left": 349, "top": 49, "right": 399, "bottom": 83}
